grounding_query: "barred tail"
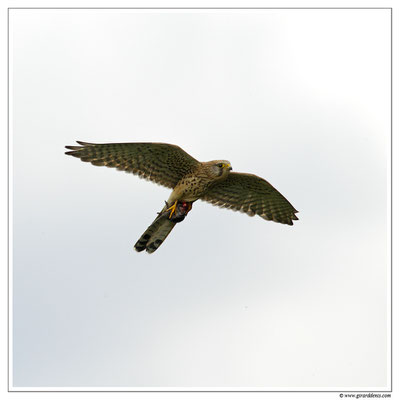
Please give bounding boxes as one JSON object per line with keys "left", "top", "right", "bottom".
{"left": 134, "top": 213, "right": 176, "bottom": 254}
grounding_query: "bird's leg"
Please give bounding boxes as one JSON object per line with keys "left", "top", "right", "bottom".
{"left": 158, "top": 200, "right": 192, "bottom": 222}
{"left": 166, "top": 200, "right": 178, "bottom": 219}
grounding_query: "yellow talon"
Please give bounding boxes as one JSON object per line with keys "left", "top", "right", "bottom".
{"left": 166, "top": 200, "right": 178, "bottom": 219}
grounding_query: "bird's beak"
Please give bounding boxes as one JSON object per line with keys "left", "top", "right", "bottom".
{"left": 226, "top": 163, "right": 232, "bottom": 171}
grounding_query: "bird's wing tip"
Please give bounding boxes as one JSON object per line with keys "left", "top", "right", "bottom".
{"left": 76, "top": 140, "right": 95, "bottom": 146}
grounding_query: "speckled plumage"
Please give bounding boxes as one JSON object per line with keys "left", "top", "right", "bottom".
{"left": 65, "top": 141, "right": 199, "bottom": 189}
{"left": 65, "top": 141, "right": 298, "bottom": 253}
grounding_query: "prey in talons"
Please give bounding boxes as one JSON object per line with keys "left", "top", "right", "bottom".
{"left": 135, "top": 200, "right": 193, "bottom": 253}
{"left": 159, "top": 200, "right": 193, "bottom": 223}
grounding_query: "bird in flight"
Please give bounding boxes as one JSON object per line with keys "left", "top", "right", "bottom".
{"left": 65, "top": 141, "right": 298, "bottom": 253}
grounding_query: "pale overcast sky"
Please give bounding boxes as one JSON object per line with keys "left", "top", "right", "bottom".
{"left": 11, "top": 8, "right": 390, "bottom": 389}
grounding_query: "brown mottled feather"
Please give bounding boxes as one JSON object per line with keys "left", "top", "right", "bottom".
{"left": 201, "top": 172, "right": 298, "bottom": 225}
{"left": 66, "top": 141, "right": 298, "bottom": 252}
{"left": 65, "top": 141, "right": 200, "bottom": 189}
{"left": 134, "top": 212, "right": 176, "bottom": 254}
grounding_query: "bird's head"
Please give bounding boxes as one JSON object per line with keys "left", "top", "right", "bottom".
{"left": 205, "top": 160, "right": 232, "bottom": 180}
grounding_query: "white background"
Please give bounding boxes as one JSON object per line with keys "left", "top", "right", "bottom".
{"left": 10, "top": 8, "right": 390, "bottom": 389}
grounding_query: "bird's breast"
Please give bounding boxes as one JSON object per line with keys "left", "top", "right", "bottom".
{"left": 171, "top": 175, "right": 211, "bottom": 202}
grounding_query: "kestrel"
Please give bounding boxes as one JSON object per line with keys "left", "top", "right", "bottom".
{"left": 65, "top": 141, "right": 298, "bottom": 253}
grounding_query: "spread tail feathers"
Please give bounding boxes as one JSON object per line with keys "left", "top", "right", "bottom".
{"left": 135, "top": 201, "right": 192, "bottom": 253}
{"left": 134, "top": 213, "right": 176, "bottom": 254}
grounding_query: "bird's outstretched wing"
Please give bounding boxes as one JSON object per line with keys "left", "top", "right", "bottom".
{"left": 65, "top": 141, "right": 200, "bottom": 189}
{"left": 201, "top": 172, "right": 298, "bottom": 225}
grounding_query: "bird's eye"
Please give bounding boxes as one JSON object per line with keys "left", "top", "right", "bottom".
{"left": 217, "top": 163, "right": 223, "bottom": 168}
